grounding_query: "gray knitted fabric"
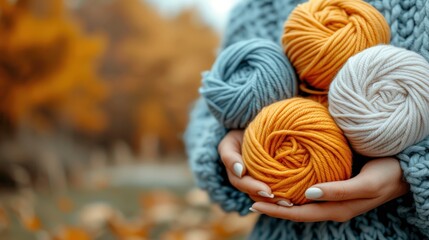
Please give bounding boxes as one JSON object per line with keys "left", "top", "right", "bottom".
{"left": 184, "top": 0, "right": 429, "bottom": 239}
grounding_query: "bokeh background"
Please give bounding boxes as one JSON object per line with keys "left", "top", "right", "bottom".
{"left": 0, "top": 0, "right": 258, "bottom": 239}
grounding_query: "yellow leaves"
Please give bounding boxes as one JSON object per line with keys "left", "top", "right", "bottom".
{"left": 1, "top": 187, "right": 256, "bottom": 240}
{"left": 12, "top": 199, "right": 43, "bottom": 232}
{"left": 22, "top": 215, "right": 42, "bottom": 232}
{"left": 0, "top": 0, "right": 108, "bottom": 133}
{"left": 137, "top": 100, "right": 170, "bottom": 137}
{"left": 52, "top": 226, "right": 92, "bottom": 240}
{"left": 56, "top": 196, "right": 74, "bottom": 213}
{"left": 0, "top": 0, "right": 221, "bottom": 141}
{"left": 107, "top": 216, "right": 152, "bottom": 240}
{"left": 77, "top": 0, "right": 219, "bottom": 153}
{"left": 0, "top": 205, "right": 9, "bottom": 232}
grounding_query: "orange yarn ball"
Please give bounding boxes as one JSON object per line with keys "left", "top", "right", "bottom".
{"left": 242, "top": 98, "right": 352, "bottom": 205}
{"left": 282, "top": 0, "right": 390, "bottom": 92}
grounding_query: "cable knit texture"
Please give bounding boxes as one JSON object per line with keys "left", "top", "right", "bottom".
{"left": 222, "top": 0, "right": 306, "bottom": 48}
{"left": 184, "top": 0, "right": 429, "bottom": 238}
{"left": 184, "top": 98, "right": 252, "bottom": 214}
{"left": 397, "top": 135, "right": 429, "bottom": 237}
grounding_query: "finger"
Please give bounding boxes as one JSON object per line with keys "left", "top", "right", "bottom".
{"left": 226, "top": 169, "right": 274, "bottom": 198}
{"left": 305, "top": 158, "right": 404, "bottom": 201}
{"left": 250, "top": 195, "right": 294, "bottom": 207}
{"left": 304, "top": 177, "right": 373, "bottom": 201}
{"left": 252, "top": 197, "right": 384, "bottom": 222}
{"left": 218, "top": 130, "right": 246, "bottom": 178}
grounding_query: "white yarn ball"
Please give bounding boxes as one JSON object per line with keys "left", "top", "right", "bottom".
{"left": 329, "top": 45, "right": 429, "bottom": 157}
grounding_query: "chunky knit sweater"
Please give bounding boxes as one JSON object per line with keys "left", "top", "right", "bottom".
{"left": 184, "top": 0, "right": 429, "bottom": 239}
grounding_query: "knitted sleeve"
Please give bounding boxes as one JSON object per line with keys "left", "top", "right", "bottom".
{"left": 221, "top": 0, "right": 305, "bottom": 48}
{"left": 183, "top": 0, "right": 305, "bottom": 215}
{"left": 367, "top": 0, "right": 429, "bottom": 236}
{"left": 184, "top": 98, "right": 252, "bottom": 215}
{"left": 184, "top": 0, "right": 429, "bottom": 232}
{"left": 397, "top": 136, "right": 429, "bottom": 237}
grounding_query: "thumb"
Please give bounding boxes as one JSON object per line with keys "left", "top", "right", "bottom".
{"left": 305, "top": 158, "right": 404, "bottom": 201}
{"left": 304, "top": 176, "right": 373, "bottom": 201}
{"left": 218, "top": 130, "right": 247, "bottom": 178}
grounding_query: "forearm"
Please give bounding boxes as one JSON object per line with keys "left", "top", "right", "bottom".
{"left": 184, "top": 98, "right": 252, "bottom": 215}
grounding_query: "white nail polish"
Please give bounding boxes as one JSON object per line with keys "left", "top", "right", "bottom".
{"left": 305, "top": 187, "right": 323, "bottom": 199}
{"left": 257, "top": 191, "right": 274, "bottom": 198}
{"left": 233, "top": 162, "right": 243, "bottom": 178}
{"left": 277, "top": 200, "right": 293, "bottom": 207}
{"left": 249, "top": 207, "right": 261, "bottom": 213}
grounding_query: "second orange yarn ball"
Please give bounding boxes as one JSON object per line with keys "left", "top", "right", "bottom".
{"left": 242, "top": 98, "right": 352, "bottom": 205}
{"left": 282, "top": 0, "right": 390, "bottom": 92}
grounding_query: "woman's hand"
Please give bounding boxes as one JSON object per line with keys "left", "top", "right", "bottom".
{"left": 218, "top": 130, "right": 293, "bottom": 206}
{"left": 250, "top": 157, "right": 410, "bottom": 222}
{"left": 219, "top": 131, "right": 410, "bottom": 221}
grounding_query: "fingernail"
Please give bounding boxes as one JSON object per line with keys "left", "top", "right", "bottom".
{"left": 233, "top": 162, "right": 243, "bottom": 178}
{"left": 249, "top": 207, "right": 261, "bottom": 213}
{"left": 277, "top": 200, "right": 293, "bottom": 207}
{"left": 257, "top": 191, "right": 274, "bottom": 198}
{"left": 305, "top": 187, "right": 323, "bottom": 199}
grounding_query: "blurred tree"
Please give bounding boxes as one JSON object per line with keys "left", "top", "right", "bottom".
{"left": 76, "top": 0, "right": 219, "bottom": 157}
{"left": 0, "top": 0, "right": 108, "bottom": 135}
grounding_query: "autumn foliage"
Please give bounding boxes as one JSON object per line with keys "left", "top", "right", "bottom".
{"left": 0, "top": 0, "right": 219, "bottom": 156}
{"left": 0, "top": 0, "right": 108, "bottom": 133}
{"left": 0, "top": 1, "right": 233, "bottom": 239}
{"left": 76, "top": 0, "right": 219, "bottom": 154}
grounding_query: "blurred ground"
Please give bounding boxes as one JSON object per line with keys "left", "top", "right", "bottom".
{"left": 0, "top": 161, "right": 258, "bottom": 240}
{"left": 0, "top": 0, "right": 251, "bottom": 239}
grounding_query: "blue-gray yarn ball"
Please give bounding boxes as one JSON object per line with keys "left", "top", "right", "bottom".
{"left": 200, "top": 38, "right": 298, "bottom": 129}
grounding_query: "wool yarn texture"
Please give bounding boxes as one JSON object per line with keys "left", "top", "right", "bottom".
{"left": 221, "top": 0, "right": 304, "bottom": 48}
{"left": 185, "top": 0, "right": 429, "bottom": 238}
{"left": 282, "top": 0, "right": 390, "bottom": 92}
{"left": 397, "top": 135, "right": 429, "bottom": 237}
{"left": 242, "top": 97, "right": 352, "bottom": 204}
{"left": 329, "top": 45, "right": 429, "bottom": 157}
{"left": 306, "top": 94, "right": 329, "bottom": 107}
{"left": 200, "top": 39, "right": 297, "bottom": 129}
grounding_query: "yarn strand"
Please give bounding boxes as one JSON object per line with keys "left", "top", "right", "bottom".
{"left": 282, "top": 0, "right": 390, "bottom": 91}
{"left": 329, "top": 45, "right": 429, "bottom": 157}
{"left": 242, "top": 98, "right": 352, "bottom": 204}
{"left": 200, "top": 38, "right": 297, "bottom": 129}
